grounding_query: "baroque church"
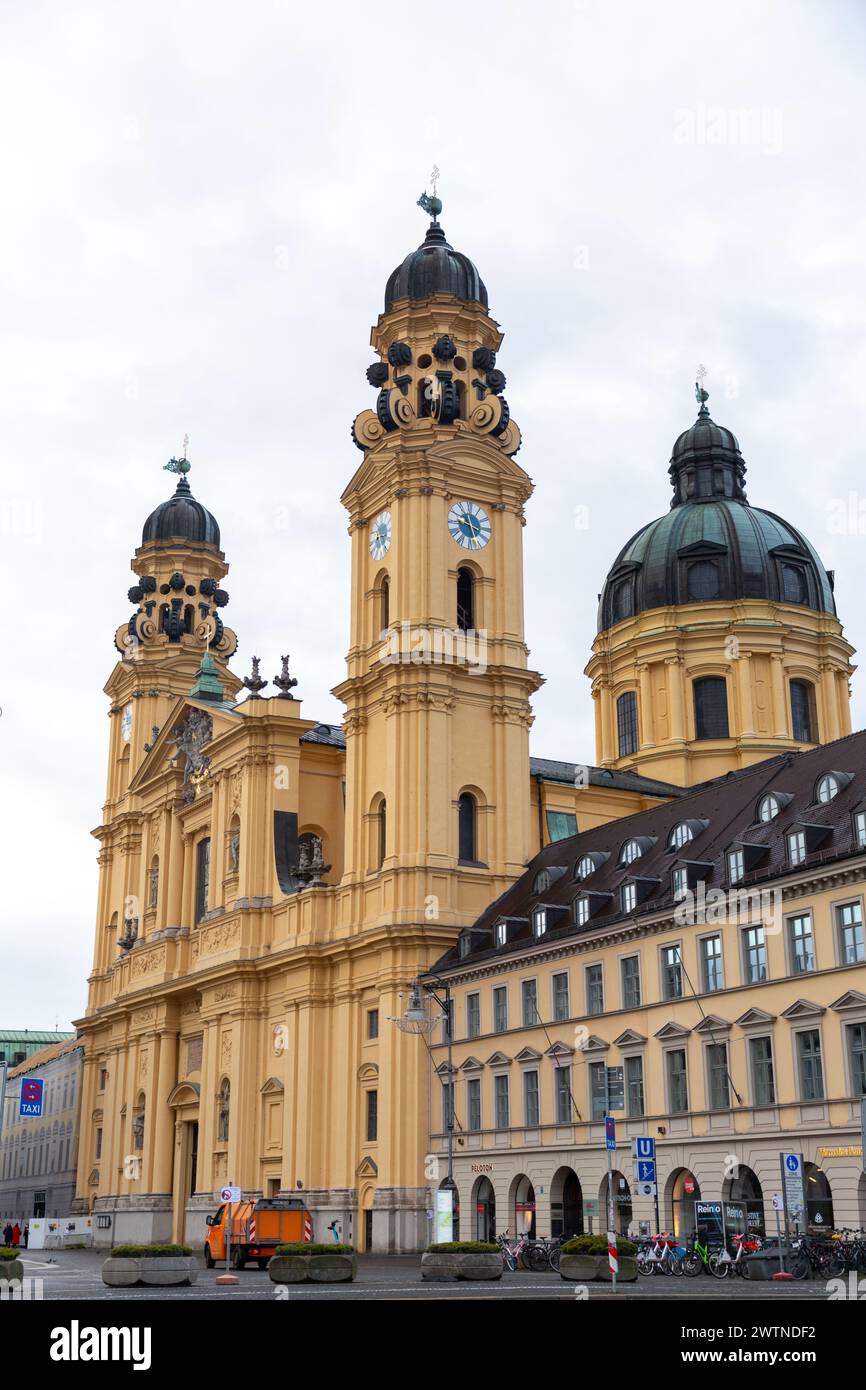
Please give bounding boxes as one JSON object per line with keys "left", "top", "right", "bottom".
{"left": 75, "top": 196, "right": 856, "bottom": 1252}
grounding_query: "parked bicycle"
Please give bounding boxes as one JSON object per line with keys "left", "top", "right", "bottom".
{"left": 637, "top": 1233, "right": 686, "bottom": 1275}
{"left": 788, "top": 1235, "right": 845, "bottom": 1280}
{"left": 681, "top": 1230, "right": 716, "bottom": 1277}
{"left": 709, "top": 1231, "right": 763, "bottom": 1278}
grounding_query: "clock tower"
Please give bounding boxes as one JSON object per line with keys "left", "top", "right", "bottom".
{"left": 336, "top": 195, "right": 541, "bottom": 908}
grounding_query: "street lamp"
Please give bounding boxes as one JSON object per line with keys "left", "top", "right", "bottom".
{"left": 392, "top": 978, "right": 456, "bottom": 1240}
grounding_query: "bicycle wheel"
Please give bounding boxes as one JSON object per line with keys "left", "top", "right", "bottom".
{"left": 669, "top": 1256, "right": 684, "bottom": 1276}
{"left": 501, "top": 1247, "right": 516, "bottom": 1272}
{"left": 681, "top": 1253, "right": 703, "bottom": 1277}
{"left": 708, "top": 1253, "right": 729, "bottom": 1279}
{"left": 788, "top": 1251, "right": 810, "bottom": 1280}
{"left": 526, "top": 1244, "right": 549, "bottom": 1273}
{"left": 637, "top": 1253, "right": 654, "bottom": 1276}
{"left": 823, "top": 1250, "right": 845, "bottom": 1278}
{"left": 548, "top": 1245, "right": 562, "bottom": 1273}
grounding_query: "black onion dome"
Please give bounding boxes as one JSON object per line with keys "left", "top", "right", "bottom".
{"left": 597, "top": 402, "right": 836, "bottom": 631}
{"left": 384, "top": 221, "right": 488, "bottom": 312}
{"left": 141, "top": 475, "right": 221, "bottom": 548}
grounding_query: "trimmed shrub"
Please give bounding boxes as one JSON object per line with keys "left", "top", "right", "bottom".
{"left": 0, "top": 1248, "right": 19, "bottom": 1261}
{"left": 561, "top": 1235, "right": 636, "bottom": 1257}
{"left": 275, "top": 1242, "right": 354, "bottom": 1256}
{"left": 426, "top": 1241, "right": 499, "bottom": 1254}
{"left": 110, "top": 1243, "right": 192, "bottom": 1258}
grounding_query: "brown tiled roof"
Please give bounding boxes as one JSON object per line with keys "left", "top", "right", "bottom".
{"left": 429, "top": 731, "right": 866, "bottom": 973}
{"left": 8, "top": 1035, "right": 82, "bottom": 1078}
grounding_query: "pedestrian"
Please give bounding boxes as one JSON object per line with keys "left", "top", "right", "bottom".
{"left": 23, "top": 1222, "right": 30, "bottom": 1249}
{"left": 11, "top": 1222, "right": 21, "bottom": 1248}
{"left": 2, "top": 1221, "right": 12, "bottom": 1249}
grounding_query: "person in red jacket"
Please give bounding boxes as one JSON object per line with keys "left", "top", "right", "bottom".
{"left": 10, "top": 1223, "right": 21, "bottom": 1248}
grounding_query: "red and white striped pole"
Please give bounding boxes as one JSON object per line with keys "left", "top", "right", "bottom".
{"left": 605, "top": 1114, "right": 617, "bottom": 1293}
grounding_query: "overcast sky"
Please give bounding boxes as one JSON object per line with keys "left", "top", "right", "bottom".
{"left": 2, "top": 0, "right": 865, "bottom": 1030}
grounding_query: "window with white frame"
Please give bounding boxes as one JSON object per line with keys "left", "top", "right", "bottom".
{"left": 494, "top": 1073, "right": 510, "bottom": 1128}
{"left": 552, "top": 972, "right": 570, "bottom": 1022}
{"left": 575, "top": 855, "right": 596, "bottom": 881}
{"left": 788, "top": 913, "right": 815, "bottom": 974}
{"left": 727, "top": 848, "right": 744, "bottom": 884}
{"left": 532, "top": 906, "right": 547, "bottom": 938}
{"left": 758, "top": 793, "right": 780, "bottom": 823}
{"left": 743, "top": 925, "right": 767, "bottom": 983}
{"left": 797, "top": 1029, "right": 824, "bottom": 1101}
{"left": 706, "top": 1042, "right": 730, "bottom": 1110}
{"left": 619, "top": 839, "right": 643, "bottom": 866}
{"left": 668, "top": 822, "right": 693, "bottom": 850}
{"left": 855, "top": 810, "right": 866, "bottom": 849}
{"left": 621, "top": 882, "right": 637, "bottom": 913}
{"left": 667, "top": 1049, "right": 688, "bottom": 1113}
{"left": 585, "top": 963, "right": 604, "bottom": 1016}
{"left": 575, "top": 896, "right": 590, "bottom": 926}
{"left": 847, "top": 1023, "right": 866, "bottom": 1096}
{"left": 523, "top": 1069, "right": 540, "bottom": 1126}
{"left": 493, "top": 986, "right": 508, "bottom": 1032}
{"left": 555, "top": 1065, "right": 572, "bottom": 1123}
{"left": 816, "top": 773, "right": 840, "bottom": 804}
{"left": 494, "top": 921, "right": 507, "bottom": 947}
{"left": 787, "top": 829, "right": 807, "bottom": 866}
{"left": 836, "top": 900, "right": 865, "bottom": 965}
{"left": 466, "top": 993, "right": 480, "bottom": 1040}
{"left": 661, "top": 944, "right": 682, "bottom": 999}
{"left": 750, "top": 1035, "right": 775, "bottom": 1106}
{"left": 521, "top": 978, "right": 538, "bottom": 1026}
{"left": 700, "top": 934, "right": 724, "bottom": 992}
{"left": 672, "top": 865, "right": 689, "bottom": 901}
{"left": 620, "top": 954, "right": 641, "bottom": 1008}
{"left": 467, "top": 1077, "right": 482, "bottom": 1131}
{"left": 625, "top": 1054, "right": 645, "bottom": 1117}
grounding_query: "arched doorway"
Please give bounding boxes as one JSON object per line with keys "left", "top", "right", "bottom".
{"left": 804, "top": 1163, "right": 834, "bottom": 1231}
{"left": 473, "top": 1176, "right": 496, "bottom": 1241}
{"left": 550, "top": 1167, "right": 583, "bottom": 1239}
{"left": 668, "top": 1168, "right": 700, "bottom": 1240}
{"left": 723, "top": 1166, "right": 764, "bottom": 1236}
{"left": 510, "top": 1174, "right": 537, "bottom": 1237}
{"left": 600, "top": 1170, "right": 633, "bottom": 1235}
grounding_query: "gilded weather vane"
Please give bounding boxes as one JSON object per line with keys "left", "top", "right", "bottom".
{"left": 164, "top": 433, "right": 191, "bottom": 477}
{"left": 416, "top": 164, "right": 442, "bottom": 221}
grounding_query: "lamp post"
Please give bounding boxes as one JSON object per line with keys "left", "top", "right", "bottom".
{"left": 393, "top": 978, "right": 455, "bottom": 1240}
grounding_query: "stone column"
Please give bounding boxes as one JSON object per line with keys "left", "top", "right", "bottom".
{"left": 665, "top": 657, "right": 685, "bottom": 742}
{"left": 598, "top": 682, "right": 613, "bottom": 764}
{"left": 820, "top": 664, "right": 840, "bottom": 741}
{"left": 637, "top": 663, "right": 655, "bottom": 748}
{"left": 152, "top": 1030, "right": 179, "bottom": 1194}
{"left": 769, "top": 654, "right": 788, "bottom": 737}
{"left": 735, "top": 653, "right": 755, "bottom": 737}
{"left": 166, "top": 813, "right": 184, "bottom": 929}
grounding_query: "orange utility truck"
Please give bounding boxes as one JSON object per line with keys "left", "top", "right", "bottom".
{"left": 204, "top": 1196, "right": 313, "bottom": 1269}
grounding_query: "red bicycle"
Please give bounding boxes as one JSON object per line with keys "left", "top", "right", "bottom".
{"left": 710, "top": 1231, "right": 763, "bottom": 1278}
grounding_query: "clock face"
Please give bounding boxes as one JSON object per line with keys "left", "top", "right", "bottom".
{"left": 448, "top": 501, "right": 491, "bottom": 551}
{"left": 369, "top": 510, "right": 392, "bottom": 560}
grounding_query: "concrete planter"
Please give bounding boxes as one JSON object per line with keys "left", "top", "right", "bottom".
{"left": 102, "top": 1255, "right": 198, "bottom": 1287}
{"left": 268, "top": 1253, "right": 357, "bottom": 1284}
{"left": 0, "top": 1259, "right": 24, "bottom": 1284}
{"left": 560, "top": 1253, "right": 638, "bottom": 1283}
{"left": 421, "top": 1252, "right": 503, "bottom": 1282}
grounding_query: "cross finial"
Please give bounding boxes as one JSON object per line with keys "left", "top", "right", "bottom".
{"left": 416, "top": 165, "right": 443, "bottom": 222}
{"left": 430, "top": 164, "right": 439, "bottom": 197}
{"left": 182, "top": 432, "right": 190, "bottom": 459}
{"left": 695, "top": 363, "right": 710, "bottom": 410}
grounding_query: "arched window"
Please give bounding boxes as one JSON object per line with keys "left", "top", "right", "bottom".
{"left": 619, "top": 838, "right": 643, "bottom": 866}
{"left": 380, "top": 575, "right": 390, "bottom": 632}
{"left": 816, "top": 773, "right": 840, "bottom": 804}
{"left": 457, "top": 567, "right": 475, "bottom": 632}
{"left": 693, "top": 677, "right": 729, "bottom": 740}
{"left": 757, "top": 793, "right": 780, "bottom": 823}
{"left": 668, "top": 823, "right": 693, "bottom": 851}
{"left": 195, "top": 838, "right": 211, "bottom": 922}
{"left": 377, "top": 799, "right": 387, "bottom": 869}
{"left": 458, "top": 792, "right": 477, "bottom": 862}
{"left": 574, "top": 855, "right": 595, "bottom": 881}
{"left": 790, "top": 680, "right": 816, "bottom": 743}
{"left": 616, "top": 692, "right": 638, "bottom": 757}
{"left": 148, "top": 857, "right": 159, "bottom": 909}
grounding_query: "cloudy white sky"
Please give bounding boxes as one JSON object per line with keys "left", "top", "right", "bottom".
{"left": 2, "top": 0, "right": 865, "bottom": 1029}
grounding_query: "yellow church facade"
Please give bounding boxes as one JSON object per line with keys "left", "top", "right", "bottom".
{"left": 74, "top": 200, "right": 859, "bottom": 1252}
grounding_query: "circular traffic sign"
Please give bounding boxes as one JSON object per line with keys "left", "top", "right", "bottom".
{"left": 22, "top": 1080, "right": 41, "bottom": 1103}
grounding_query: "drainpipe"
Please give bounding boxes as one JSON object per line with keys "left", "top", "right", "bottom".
{"left": 535, "top": 774, "right": 545, "bottom": 854}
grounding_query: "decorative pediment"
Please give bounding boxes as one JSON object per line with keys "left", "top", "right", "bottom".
{"left": 613, "top": 1029, "right": 646, "bottom": 1047}
{"left": 357, "top": 1062, "right": 379, "bottom": 1081}
{"left": 735, "top": 1007, "right": 776, "bottom": 1028}
{"left": 781, "top": 998, "right": 826, "bottom": 1020}
{"left": 91, "top": 1109, "right": 104, "bottom": 1124}
{"left": 693, "top": 1015, "right": 731, "bottom": 1035}
{"left": 167, "top": 1081, "right": 201, "bottom": 1107}
{"left": 260, "top": 1076, "right": 284, "bottom": 1094}
{"left": 460, "top": 1056, "right": 484, "bottom": 1072}
{"left": 88, "top": 1168, "right": 99, "bottom": 1186}
{"left": 578, "top": 1034, "right": 609, "bottom": 1053}
{"left": 545, "top": 1041, "right": 574, "bottom": 1059}
{"left": 514, "top": 1046, "right": 543, "bottom": 1063}
{"left": 435, "top": 1061, "right": 456, "bottom": 1077}
{"left": 654, "top": 1021, "right": 692, "bottom": 1040}
{"left": 829, "top": 990, "right": 866, "bottom": 1013}
{"left": 485, "top": 1051, "right": 512, "bottom": 1068}
{"left": 356, "top": 1156, "right": 378, "bottom": 1178}
{"left": 128, "top": 694, "right": 242, "bottom": 797}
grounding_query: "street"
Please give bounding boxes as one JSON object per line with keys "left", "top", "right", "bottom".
{"left": 8, "top": 1248, "right": 841, "bottom": 1301}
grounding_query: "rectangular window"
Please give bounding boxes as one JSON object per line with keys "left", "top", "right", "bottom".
{"left": 532, "top": 907, "right": 547, "bottom": 938}
{"left": 366, "top": 1089, "right": 378, "bottom": 1142}
{"left": 621, "top": 882, "right": 637, "bottom": 913}
{"left": 367, "top": 1008, "right": 379, "bottom": 1040}
{"left": 788, "top": 913, "right": 815, "bottom": 974}
{"left": 621, "top": 955, "right": 641, "bottom": 1008}
{"left": 546, "top": 811, "right": 577, "bottom": 842}
{"left": 494, "top": 1073, "right": 510, "bottom": 1129}
{"left": 836, "top": 900, "right": 865, "bottom": 965}
{"left": 589, "top": 1060, "right": 608, "bottom": 1120}
{"left": 617, "top": 691, "right": 639, "bottom": 757}
{"left": 441, "top": 1081, "right": 454, "bottom": 1132}
{"left": 95, "top": 1128, "right": 103, "bottom": 1161}
{"left": 750, "top": 1036, "right": 776, "bottom": 1106}
{"left": 626, "top": 1054, "right": 645, "bottom": 1118}
{"left": 466, "top": 993, "right": 481, "bottom": 1039}
{"left": 494, "top": 921, "right": 507, "bottom": 947}
{"left": 848, "top": 1024, "right": 866, "bottom": 1096}
{"left": 672, "top": 865, "right": 688, "bottom": 901}
{"left": 575, "top": 897, "right": 590, "bottom": 926}
{"left": 98, "top": 1068, "right": 108, "bottom": 1091}
{"left": 667, "top": 1049, "right": 689, "bottom": 1113}
{"left": 797, "top": 1030, "right": 824, "bottom": 1101}
{"left": 700, "top": 935, "right": 724, "bottom": 992}
{"left": 555, "top": 1066, "right": 572, "bottom": 1123}
{"left": 727, "top": 848, "right": 744, "bottom": 884}
{"left": 787, "top": 829, "right": 807, "bottom": 866}
{"left": 790, "top": 680, "right": 815, "bottom": 742}
{"left": 855, "top": 810, "right": 866, "bottom": 849}
{"left": 707, "top": 1043, "right": 730, "bottom": 1110}
{"left": 493, "top": 986, "right": 508, "bottom": 1033}
{"left": 552, "top": 972, "right": 570, "bottom": 1022}
{"left": 521, "top": 978, "right": 538, "bottom": 1027}
{"left": 195, "top": 837, "right": 211, "bottom": 922}
{"left": 662, "top": 945, "right": 682, "bottom": 999}
{"left": 467, "top": 1077, "right": 482, "bottom": 1132}
{"left": 694, "top": 677, "right": 729, "bottom": 739}
{"left": 585, "top": 963, "right": 604, "bottom": 1016}
{"left": 523, "top": 1070, "right": 540, "bottom": 1127}
{"left": 743, "top": 925, "right": 767, "bottom": 984}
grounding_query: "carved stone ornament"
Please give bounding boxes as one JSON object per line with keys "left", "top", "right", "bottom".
{"left": 169, "top": 707, "right": 213, "bottom": 803}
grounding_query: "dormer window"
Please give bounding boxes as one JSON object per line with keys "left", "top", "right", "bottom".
{"left": 668, "top": 822, "right": 693, "bottom": 850}
{"left": 575, "top": 855, "right": 595, "bottom": 881}
{"left": 494, "top": 921, "right": 507, "bottom": 947}
{"left": 788, "top": 829, "right": 807, "bottom": 866}
{"left": 758, "top": 793, "right": 780, "bottom": 823}
{"left": 855, "top": 810, "right": 866, "bottom": 850}
{"left": 619, "top": 839, "right": 643, "bottom": 866}
{"left": 532, "top": 869, "right": 551, "bottom": 895}
{"left": 621, "top": 883, "right": 637, "bottom": 913}
{"left": 672, "top": 866, "right": 689, "bottom": 900}
{"left": 727, "top": 848, "right": 744, "bottom": 884}
{"left": 575, "top": 896, "right": 590, "bottom": 926}
{"left": 816, "top": 773, "right": 840, "bottom": 804}
{"left": 532, "top": 907, "right": 547, "bottom": 938}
